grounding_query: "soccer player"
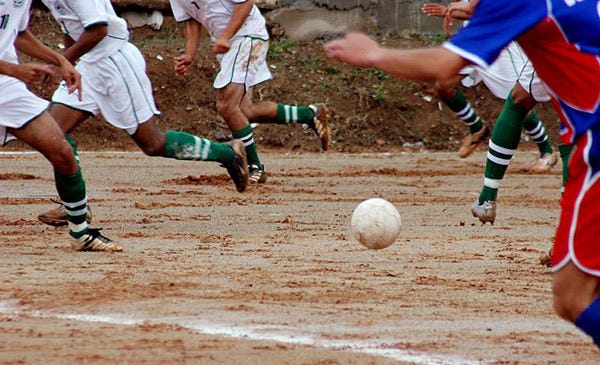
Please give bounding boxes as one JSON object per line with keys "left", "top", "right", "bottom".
{"left": 0, "top": 0, "right": 120, "bottom": 251}
{"left": 36, "top": 0, "right": 250, "bottom": 226}
{"left": 324, "top": 0, "right": 600, "bottom": 349}
{"left": 423, "top": 0, "right": 557, "bottom": 224}
{"left": 169, "top": 0, "right": 331, "bottom": 184}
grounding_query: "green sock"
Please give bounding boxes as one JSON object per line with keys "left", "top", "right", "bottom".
{"left": 479, "top": 94, "right": 529, "bottom": 203}
{"left": 522, "top": 110, "right": 553, "bottom": 155}
{"left": 276, "top": 103, "right": 315, "bottom": 126}
{"left": 65, "top": 134, "right": 80, "bottom": 165}
{"left": 558, "top": 143, "right": 573, "bottom": 190}
{"left": 442, "top": 88, "right": 484, "bottom": 134}
{"left": 163, "top": 131, "right": 233, "bottom": 164}
{"left": 231, "top": 125, "right": 261, "bottom": 167}
{"left": 55, "top": 168, "right": 88, "bottom": 237}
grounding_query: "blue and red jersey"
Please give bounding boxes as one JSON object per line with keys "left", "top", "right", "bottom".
{"left": 445, "top": 0, "right": 600, "bottom": 145}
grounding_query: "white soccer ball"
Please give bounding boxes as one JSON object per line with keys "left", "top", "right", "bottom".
{"left": 351, "top": 198, "right": 402, "bottom": 250}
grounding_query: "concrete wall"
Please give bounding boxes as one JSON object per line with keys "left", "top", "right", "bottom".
{"left": 266, "top": 0, "right": 447, "bottom": 40}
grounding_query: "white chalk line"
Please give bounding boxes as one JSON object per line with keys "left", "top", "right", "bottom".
{"left": 0, "top": 300, "right": 483, "bottom": 365}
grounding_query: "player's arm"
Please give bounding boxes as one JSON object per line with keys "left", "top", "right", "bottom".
{"left": 324, "top": 32, "right": 468, "bottom": 82}
{"left": 63, "top": 23, "right": 108, "bottom": 64}
{"left": 0, "top": 60, "right": 53, "bottom": 85}
{"left": 175, "top": 19, "right": 202, "bottom": 75}
{"left": 14, "top": 29, "right": 82, "bottom": 98}
{"left": 213, "top": 0, "right": 253, "bottom": 54}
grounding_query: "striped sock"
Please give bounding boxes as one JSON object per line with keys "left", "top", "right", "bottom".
{"left": 442, "top": 89, "right": 484, "bottom": 134}
{"left": 163, "top": 131, "right": 233, "bottom": 164}
{"left": 55, "top": 168, "right": 88, "bottom": 237}
{"left": 276, "top": 103, "right": 315, "bottom": 126}
{"left": 522, "top": 110, "right": 553, "bottom": 155}
{"left": 232, "top": 124, "right": 261, "bottom": 167}
{"left": 478, "top": 94, "right": 528, "bottom": 203}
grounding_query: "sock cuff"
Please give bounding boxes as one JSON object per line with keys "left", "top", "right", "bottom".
{"left": 575, "top": 297, "right": 600, "bottom": 344}
{"left": 231, "top": 124, "right": 253, "bottom": 139}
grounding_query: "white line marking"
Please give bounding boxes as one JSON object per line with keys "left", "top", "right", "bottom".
{"left": 0, "top": 301, "right": 482, "bottom": 365}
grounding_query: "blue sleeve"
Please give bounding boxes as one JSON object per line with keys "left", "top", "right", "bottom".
{"left": 445, "top": 0, "right": 547, "bottom": 67}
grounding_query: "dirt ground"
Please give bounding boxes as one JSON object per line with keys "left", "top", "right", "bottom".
{"left": 0, "top": 150, "right": 597, "bottom": 364}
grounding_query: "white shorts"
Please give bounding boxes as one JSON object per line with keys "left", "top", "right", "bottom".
{"left": 460, "top": 42, "right": 550, "bottom": 102}
{"left": 214, "top": 36, "right": 272, "bottom": 90}
{"left": 52, "top": 42, "right": 160, "bottom": 135}
{"left": 0, "top": 76, "right": 49, "bottom": 146}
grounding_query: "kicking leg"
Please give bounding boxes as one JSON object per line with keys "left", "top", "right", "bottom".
{"left": 131, "top": 117, "right": 248, "bottom": 192}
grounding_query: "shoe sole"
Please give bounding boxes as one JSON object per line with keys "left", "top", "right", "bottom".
{"left": 225, "top": 140, "right": 249, "bottom": 193}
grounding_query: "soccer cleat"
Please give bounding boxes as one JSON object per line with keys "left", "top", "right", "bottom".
{"left": 308, "top": 103, "right": 332, "bottom": 151}
{"left": 71, "top": 228, "right": 123, "bottom": 252}
{"left": 458, "top": 123, "right": 491, "bottom": 158}
{"left": 249, "top": 164, "right": 267, "bottom": 184}
{"left": 539, "top": 247, "right": 553, "bottom": 267}
{"left": 37, "top": 198, "right": 93, "bottom": 227}
{"left": 470, "top": 199, "right": 496, "bottom": 224}
{"left": 529, "top": 152, "right": 558, "bottom": 173}
{"left": 222, "top": 139, "right": 249, "bottom": 193}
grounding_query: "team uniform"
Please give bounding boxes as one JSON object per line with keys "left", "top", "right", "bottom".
{"left": 169, "top": 0, "right": 272, "bottom": 90}
{"left": 42, "top": 0, "right": 160, "bottom": 135}
{"left": 446, "top": 0, "right": 600, "bottom": 274}
{"left": 0, "top": 0, "right": 49, "bottom": 145}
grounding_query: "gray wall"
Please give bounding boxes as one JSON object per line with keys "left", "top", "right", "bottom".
{"left": 272, "top": 0, "right": 446, "bottom": 34}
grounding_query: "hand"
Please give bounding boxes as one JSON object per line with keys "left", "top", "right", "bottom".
{"left": 13, "top": 63, "right": 54, "bottom": 86}
{"left": 324, "top": 33, "right": 382, "bottom": 68}
{"left": 443, "top": 2, "right": 474, "bottom": 35}
{"left": 213, "top": 36, "right": 231, "bottom": 54}
{"left": 174, "top": 54, "right": 194, "bottom": 75}
{"left": 421, "top": 3, "right": 447, "bottom": 18}
{"left": 40, "top": 64, "right": 63, "bottom": 92}
{"left": 57, "top": 59, "right": 82, "bottom": 101}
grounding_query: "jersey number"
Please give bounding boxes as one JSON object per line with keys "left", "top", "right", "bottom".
{"left": 0, "top": 14, "right": 9, "bottom": 30}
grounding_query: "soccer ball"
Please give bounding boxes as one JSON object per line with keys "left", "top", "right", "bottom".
{"left": 351, "top": 198, "right": 402, "bottom": 250}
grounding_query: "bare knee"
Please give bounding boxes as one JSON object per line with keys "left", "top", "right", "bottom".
{"left": 511, "top": 84, "right": 537, "bottom": 109}
{"left": 216, "top": 98, "right": 238, "bottom": 120}
{"left": 49, "top": 139, "right": 78, "bottom": 174}
{"left": 552, "top": 267, "right": 598, "bottom": 323}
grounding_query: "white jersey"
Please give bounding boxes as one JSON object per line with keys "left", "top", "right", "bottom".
{"left": 0, "top": 0, "right": 31, "bottom": 65}
{"left": 169, "top": 0, "right": 268, "bottom": 41}
{"left": 41, "top": 0, "right": 129, "bottom": 64}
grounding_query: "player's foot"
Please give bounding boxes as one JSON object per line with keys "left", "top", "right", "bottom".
{"left": 37, "top": 198, "right": 93, "bottom": 227}
{"left": 529, "top": 152, "right": 558, "bottom": 173}
{"left": 308, "top": 103, "right": 332, "bottom": 151}
{"left": 71, "top": 228, "right": 123, "bottom": 252}
{"left": 222, "top": 139, "right": 249, "bottom": 193}
{"left": 458, "top": 123, "right": 491, "bottom": 158}
{"left": 249, "top": 164, "right": 267, "bottom": 184}
{"left": 539, "top": 247, "right": 553, "bottom": 267}
{"left": 470, "top": 199, "right": 496, "bottom": 224}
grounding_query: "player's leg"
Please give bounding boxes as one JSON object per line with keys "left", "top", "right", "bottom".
{"left": 552, "top": 133, "right": 600, "bottom": 348}
{"left": 553, "top": 263, "right": 600, "bottom": 348}
{"left": 9, "top": 112, "right": 121, "bottom": 252}
{"left": 471, "top": 85, "right": 535, "bottom": 224}
{"left": 217, "top": 83, "right": 266, "bottom": 184}
{"left": 239, "top": 90, "right": 331, "bottom": 151}
{"left": 435, "top": 75, "right": 490, "bottom": 158}
{"left": 516, "top": 63, "right": 557, "bottom": 172}
{"left": 130, "top": 116, "right": 248, "bottom": 192}
{"left": 36, "top": 91, "right": 96, "bottom": 227}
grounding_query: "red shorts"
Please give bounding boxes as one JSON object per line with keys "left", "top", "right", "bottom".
{"left": 552, "top": 130, "right": 600, "bottom": 275}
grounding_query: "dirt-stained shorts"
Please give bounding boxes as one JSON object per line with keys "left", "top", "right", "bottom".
{"left": 214, "top": 36, "right": 272, "bottom": 90}
{"left": 552, "top": 125, "right": 600, "bottom": 275}
{"left": 52, "top": 42, "right": 160, "bottom": 135}
{"left": 460, "top": 42, "right": 550, "bottom": 102}
{"left": 0, "top": 76, "right": 49, "bottom": 146}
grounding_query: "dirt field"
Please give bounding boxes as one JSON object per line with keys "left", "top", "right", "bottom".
{"left": 0, "top": 150, "right": 597, "bottom": 364}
